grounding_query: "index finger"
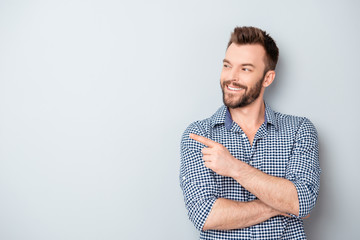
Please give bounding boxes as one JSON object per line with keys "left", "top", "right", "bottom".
{"left": 189, "top": 133, "right": 217, "bottom": 147}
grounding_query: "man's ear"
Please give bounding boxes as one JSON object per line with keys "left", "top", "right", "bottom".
{"left": 263, "top": 70, "right": 276, "bottom": 88}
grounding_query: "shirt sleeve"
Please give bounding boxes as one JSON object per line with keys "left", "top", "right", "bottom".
{"left": 179, "top": 122, "right": 219, "bottom": 231}
{"left": 285, "top": 117, "right": 321, "bottom": 218}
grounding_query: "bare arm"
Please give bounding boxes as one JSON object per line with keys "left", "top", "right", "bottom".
{"left": 203, "top": 198, "right": 283, "bottom": 231}
{"left": 232, "top": 162, "right": 299, "bottom": 216}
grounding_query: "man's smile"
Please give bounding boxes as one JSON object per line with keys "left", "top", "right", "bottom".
{"left": 227, "top": 85, "right": 244, "bottom": 91}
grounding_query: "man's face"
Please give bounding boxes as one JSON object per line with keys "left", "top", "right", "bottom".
{"left": 220, "top": 43, "right": 268, "bottom": 109}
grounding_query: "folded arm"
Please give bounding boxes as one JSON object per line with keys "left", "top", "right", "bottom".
{"left": 231, "top": 162, "right": 299, "bottom": 215}
{"left": 203, "top": 198, "right": 285, "bottom": 231}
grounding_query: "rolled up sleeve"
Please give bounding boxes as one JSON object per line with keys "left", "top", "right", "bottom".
{"left": 285, "top": 118, "right": 321, "bottom": 218}
{"left": 179, "top": 123, "right": 219, "bottom": 231}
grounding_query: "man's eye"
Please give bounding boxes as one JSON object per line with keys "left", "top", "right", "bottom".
{"left": 223, "top": 64, "right": 230, "bottom": 68}
{"left": 243, "top": 68, "right": 250, "bottom": 72}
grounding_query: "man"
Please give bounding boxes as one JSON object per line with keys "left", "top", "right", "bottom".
{"left": 179, "top": 26, "right": 321, "bottom": 239}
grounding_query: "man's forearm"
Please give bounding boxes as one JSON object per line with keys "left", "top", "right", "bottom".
{"left": 203, "top": 198, "right": 281, "bottom": 231}
{"left": 232, "top": 161, "right": 299, "bottom": 216}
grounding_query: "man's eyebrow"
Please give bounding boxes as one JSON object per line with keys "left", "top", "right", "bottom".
{"left": 223, "top": 59, "right": 255, "bottom": 68}
{"left": 241, "top": 63, "right": 255, "bottom": 68}
{"left": 223, "top": 59, "right": 231, "bottom": 64}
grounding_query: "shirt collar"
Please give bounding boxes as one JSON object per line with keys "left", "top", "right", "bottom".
{"left": 264, "top": 102, "right": 277, "bottom": 130}
{"left": 210, "top": 105, "right": 227, "bottom": 128}
{"left": 211, "top": 102, "right": 278, "bottom": 131}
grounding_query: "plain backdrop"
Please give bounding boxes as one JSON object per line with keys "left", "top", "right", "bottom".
{"left": 1, "top": 0, "right": 359, "bottom": 239}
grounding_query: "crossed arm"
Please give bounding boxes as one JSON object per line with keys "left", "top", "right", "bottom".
{"left": 189, "top": 133, "right": 301, "bottom": 231}
{"left": 203, "top": 198, "right": 288, "bottom": 230}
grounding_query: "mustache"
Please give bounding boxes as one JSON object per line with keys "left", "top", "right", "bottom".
{"left": 222, "top": 80, "right": 247, "bottom": 90}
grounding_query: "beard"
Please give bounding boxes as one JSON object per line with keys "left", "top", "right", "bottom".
{"left": 221, "top": 75, "right": 264, "bottom": 109}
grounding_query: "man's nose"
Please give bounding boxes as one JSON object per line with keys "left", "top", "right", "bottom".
{"left": 229, "top": 68, "right": 240, "bottom": 81}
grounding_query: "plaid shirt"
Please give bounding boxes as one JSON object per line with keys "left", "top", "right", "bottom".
{"left": 179, "top": 103, "right": 321, "bottom": 239}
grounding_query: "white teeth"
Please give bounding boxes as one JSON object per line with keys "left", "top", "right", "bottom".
{"left": 228, "top": 86, "right": 243, "bottom": 91}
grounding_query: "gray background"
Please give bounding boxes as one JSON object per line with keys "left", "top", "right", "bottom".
{"left": 0, "top": 0, "right": 359, "bottom": 239}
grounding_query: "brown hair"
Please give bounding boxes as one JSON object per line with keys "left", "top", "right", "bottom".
{"left": 227, "top": 26, "right": 279, "bottom": 71}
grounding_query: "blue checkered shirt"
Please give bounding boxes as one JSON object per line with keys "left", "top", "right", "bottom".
{"left": 179, "top": 103, "right": 321, "bottom": 239}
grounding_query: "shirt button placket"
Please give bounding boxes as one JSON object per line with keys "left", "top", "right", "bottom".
{"left": 241, "top": 132, "right": 251, "bottom": 162}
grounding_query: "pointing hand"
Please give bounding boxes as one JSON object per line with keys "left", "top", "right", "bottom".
{"left": 190, "top": 133, "right": 239, "bottom": 178}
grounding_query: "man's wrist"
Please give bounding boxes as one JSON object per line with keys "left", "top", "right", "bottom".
{"left": 230, "top": 158, "right": 245, "bottom": 180}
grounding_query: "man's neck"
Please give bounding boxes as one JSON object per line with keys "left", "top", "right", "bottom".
{"left": 228, "top": 97, "right": 266, "bottom": 131}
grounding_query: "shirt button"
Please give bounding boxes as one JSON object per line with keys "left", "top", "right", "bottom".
{"left": 182, "top": 176, "right": 186, "bottom": 181}
{"left": 242, "top": 133, "right": 246, "bottom": 138}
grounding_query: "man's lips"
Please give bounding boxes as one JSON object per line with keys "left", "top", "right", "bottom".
{"left": 223, "top": 80, "right": 246, "bottom": 92}
{"left": 225, "top": 83, "right": 246, "bottom": 92}
{"left": 227, "top": 85, "right": 244, "bottom": 91}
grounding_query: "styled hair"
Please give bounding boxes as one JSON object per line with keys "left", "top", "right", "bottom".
{"left": 227, "top": 26, "right": 279, "bottom": 71}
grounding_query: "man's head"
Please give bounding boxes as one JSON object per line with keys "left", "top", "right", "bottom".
{"left": 227, "top": 26, "right": 279, "bottom": 72}
{"left": 221, "top": 26, "right": 279, "bottom": 109}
